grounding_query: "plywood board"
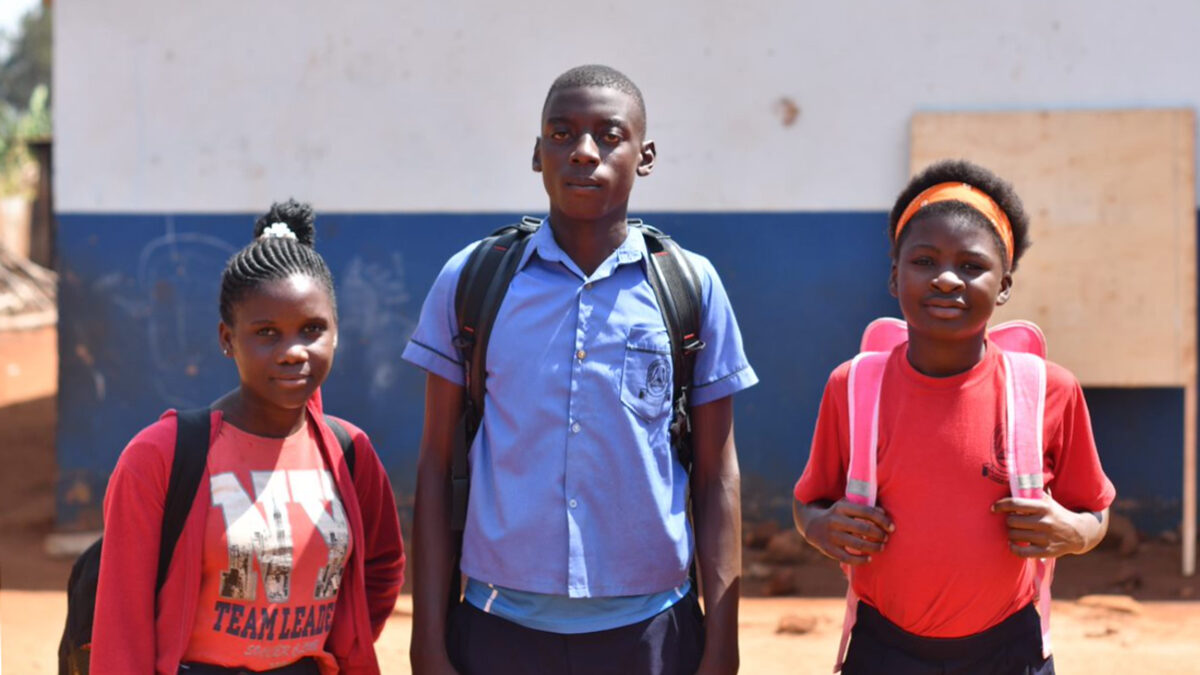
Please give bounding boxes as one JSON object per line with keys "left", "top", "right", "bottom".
{"left": 910, "top": 109, "right": 1195, "bottom": 388}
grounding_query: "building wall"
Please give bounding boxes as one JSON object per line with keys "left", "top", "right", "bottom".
{"left": 54, "top": 1, "right": 1200, "bottom": 531}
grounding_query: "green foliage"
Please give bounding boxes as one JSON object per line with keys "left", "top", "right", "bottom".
{"left": 0, "top": 5, "right": 52, "bottom": 197}
{"left": 0, "top": 5, "right": 52, "bottom": 112}
{"left": 17, "top": 83, "right": 50, "bottom": 140}
{"left": 0, "top": 104, "right": 31, "bottom": 197}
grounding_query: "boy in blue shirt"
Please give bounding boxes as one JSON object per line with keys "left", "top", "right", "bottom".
{"left": 404, "top": 65, "right": 757, "bottom": 675}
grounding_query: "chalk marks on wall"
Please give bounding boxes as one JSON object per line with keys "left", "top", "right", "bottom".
{"left": 336, "top": 251, "right": 416, "bottom": 396}
{"left": 133, "top": 220, "right": 238, "bottom": 407}
{"left": 82, "top": 219, "right": 421, "bottom": 410}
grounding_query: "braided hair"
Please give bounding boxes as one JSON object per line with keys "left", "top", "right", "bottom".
{"left": 219, "top": 199, "right": 336, "bottom": 325}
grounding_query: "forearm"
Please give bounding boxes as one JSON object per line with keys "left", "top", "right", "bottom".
{"left": 410, "top": 455, "right": 457, "bottom": 661}
{"left": 1069, "top": 506, "right": 1109, "bottom": 556}
{"left": 410, "top": 373, "right": 467, "bottom": 672}
{"left": 693, "top": 459, "right": 741, "bottom": 671}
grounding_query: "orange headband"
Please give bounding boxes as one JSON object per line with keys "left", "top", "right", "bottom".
{"left": 894, "top": 182, "right": 1014, "bottom": 265}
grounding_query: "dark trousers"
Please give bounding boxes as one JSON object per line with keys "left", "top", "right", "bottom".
{"left": 177, "top": 658, "right": 320, "bottom": 675}
{"left": 446, "top": 592, "right": 705, "bottom": 675}
{"left": 843, "top": 602, "right": 1054, "bottom": 675}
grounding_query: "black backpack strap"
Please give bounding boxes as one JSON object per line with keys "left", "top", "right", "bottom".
{"left": 636, "top": 221, "right": 706, "bottom": 471}
{"left": 637, "top": 221, "right": 706, "bottom": 589}
{"left": 453, "top": 217, "right": 542, "bottom": 436}
{"left": 156, "top": 407, "right": 211, "bottom": 592}
{"left": 446, "top": 217, "right": 540, "bottom": 604}
{"left": 450, "top": 218, "right": 540, "bottom": 526}
{"left": 324, "top": 415, "right": 356, "bottom": 477}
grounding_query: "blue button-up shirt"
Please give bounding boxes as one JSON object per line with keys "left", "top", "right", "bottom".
{"left": 403, "top": 221, "right": 757, "bottom": 598}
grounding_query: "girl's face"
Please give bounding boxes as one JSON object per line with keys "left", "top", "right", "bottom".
{"left": 890, "top": 212, "right": 1012, "bottom": 343}
{"left": 218, "top": 273, "right": 337, "bottom": 414}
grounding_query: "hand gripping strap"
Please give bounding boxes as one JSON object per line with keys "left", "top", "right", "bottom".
{"left": 835, "top": 351, "right": 889, "bottom": 672}
{"left": 1002, "top": 351, "right": 1054, "bottom": 658}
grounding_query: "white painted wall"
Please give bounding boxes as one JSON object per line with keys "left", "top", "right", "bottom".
{"left": 55, "top": 1, "right": 1200, "bottom": 213}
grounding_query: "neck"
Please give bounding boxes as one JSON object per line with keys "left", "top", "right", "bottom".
{"left": 213, "top": 389, "right": 308, "bottom": 438}
{"left": 904, "top": 330, "right": 988, "bottom": 377}
{"left": 546, "top": 208, "right": 629, "bottom": 277}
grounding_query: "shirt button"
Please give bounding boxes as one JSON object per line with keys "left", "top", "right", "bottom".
{"left": 576, "top": 349, "right": 587, "bottom": 360}
{"left": 584, "top": 282, "right": 593, "bottom": 290}
{"left": 569, "top": 499, "right": 578, "bottom": 508}
{"left": 571, "top": 422, "right": 581, "bottom": 433}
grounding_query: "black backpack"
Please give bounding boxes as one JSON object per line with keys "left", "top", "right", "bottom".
{"left": 447, "top": 218, "right": 705, "bottom": 602}
{"left": 57, "top": 409, "right": 356, "bottom": 675}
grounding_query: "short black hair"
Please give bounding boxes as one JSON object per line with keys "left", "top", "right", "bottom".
{"left": 543, "top": 64, "right": 647, "bottom": 127}
{"left": 219, "top": 199, "right": 336, "bottom": 324}
{"left": 888, "top": 159, "right": 1032, "bottom": 270}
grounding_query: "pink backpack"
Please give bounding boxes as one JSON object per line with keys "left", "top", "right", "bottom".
{"left": 834, "top": 317, "right": 1054, "bottom": 672}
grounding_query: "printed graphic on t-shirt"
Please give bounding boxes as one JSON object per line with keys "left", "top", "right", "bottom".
{"left": 208, "top": 600, "right": 338, "bottom": 647}
{"left": 183, "top": 425, "right": 354, "bottom": 670}
{"left": 210, "top": 469, "right": 350, "bottom": 602}
{"left": 980, "top": 424, "right": 1009, "bottom": 486}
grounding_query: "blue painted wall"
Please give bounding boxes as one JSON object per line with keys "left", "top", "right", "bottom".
{"left": 55, "top": 212, "right": 1197, "bottom": 533}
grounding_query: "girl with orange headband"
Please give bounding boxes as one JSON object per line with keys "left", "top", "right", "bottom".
{"left": 792, "top": 160, "right": 1113, "bottom": 674}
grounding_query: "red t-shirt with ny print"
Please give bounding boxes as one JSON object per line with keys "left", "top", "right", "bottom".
{"left": 794, "top": 343, "right": 1114, "bottom": 638}
{"left": 181, "top": 421, "right": 353, "bottom": 671}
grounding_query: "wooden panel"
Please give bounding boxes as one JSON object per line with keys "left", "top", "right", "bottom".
{"left": 911, "top": 110, "right": 1196, "bottom": 387}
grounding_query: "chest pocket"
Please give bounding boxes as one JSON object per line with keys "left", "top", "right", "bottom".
{"left": 620, "top": 328, "right": 673, "bottom": 422}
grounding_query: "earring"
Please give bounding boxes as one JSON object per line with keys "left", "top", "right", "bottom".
{"left": 222, "top": 347, "right": 231, "bottom": 356}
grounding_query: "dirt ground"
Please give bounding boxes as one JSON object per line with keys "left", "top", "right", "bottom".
{"left": 4, "top": 591, "right": 1199, "bottom": 674}
{"left": 2, "top": 327, "right": 1199, "bottom": 673}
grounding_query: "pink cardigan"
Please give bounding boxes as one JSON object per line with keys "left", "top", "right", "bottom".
{"left": 91, "top": 396, "right": 405, "bottom": 674}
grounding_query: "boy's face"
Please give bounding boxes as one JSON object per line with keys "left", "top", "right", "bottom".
{"left": 533, "top": 85, "right": 655, "bottom": 224}
{"left": 889, "top": 212, "right": 1013, "bottom": 342}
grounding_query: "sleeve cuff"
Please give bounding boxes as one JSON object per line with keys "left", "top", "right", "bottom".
{"left": 689, "top": 365, "right": 758, "bottom": 407}
{"left": 401, "top": 340, "right": 465, "bottom": 386}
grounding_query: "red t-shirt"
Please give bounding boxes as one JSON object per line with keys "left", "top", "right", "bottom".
{"left": 794, "top": 343, "right": 1114, "bottom": 638}
{"left": 182, "top": 422, "right": 353, "bottom": 671}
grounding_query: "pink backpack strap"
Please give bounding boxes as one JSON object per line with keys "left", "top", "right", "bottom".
{"left": 1002, "top": 351, "right": 1054, "bottom": 659}
{"left": 990, "top": 320, "right": 1047, "bottom": 358}
{"left": 834, "top": 351, "right": 889, "bottom": 671}
{"left": 859, "top": 317, "right": 908, "bottom": 353}
{"left": 846, "top": 352, "right": 888, "bottom": 507}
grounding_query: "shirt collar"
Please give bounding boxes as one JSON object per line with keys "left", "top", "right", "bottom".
{"left": 518, "top": 218, "right": 649, "bottom": 279}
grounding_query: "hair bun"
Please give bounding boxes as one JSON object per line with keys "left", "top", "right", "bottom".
{"left": 253, "top": 199, "right": 316, "bottom": 247}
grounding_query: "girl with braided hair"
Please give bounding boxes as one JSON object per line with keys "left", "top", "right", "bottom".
{"left": 92, "top": 201, "right": 405, "bottom": 675}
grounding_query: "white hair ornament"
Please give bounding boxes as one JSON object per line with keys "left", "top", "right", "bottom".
{"left": 260, "top": 222, "right": 297, "bottom": 240}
